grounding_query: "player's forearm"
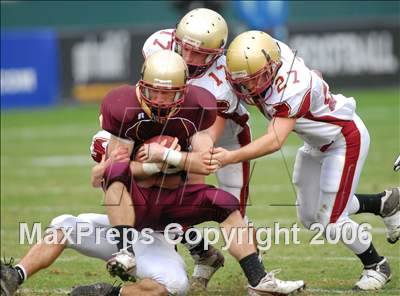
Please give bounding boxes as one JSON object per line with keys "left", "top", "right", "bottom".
{"left": 91, "top": 164, "right": 106, "bottom": 188}
{"left": 231, "top": 132, "right": 281, "bottom": 163}
{"left": 207, "top": 115, "right": 226, "bottom": 143}
{"left": 178, "top": 151, "right": 212, "bottom": 175}
{"left": 158, "top": 131, "right": 215, "bottom": 175}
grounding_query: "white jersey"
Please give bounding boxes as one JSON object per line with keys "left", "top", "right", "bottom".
{"left": 142, "top": 29, "right": 249, "bottom": 127}
{"left": 259, "top": 40, "right": 357, "bottom": 148}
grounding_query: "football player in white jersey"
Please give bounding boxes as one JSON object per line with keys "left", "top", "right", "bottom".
{"left": 141, "top": 8, "right": 253, "bottom": 289}
{"left": 205, "top": 30, "right": 399, "bottom": 291}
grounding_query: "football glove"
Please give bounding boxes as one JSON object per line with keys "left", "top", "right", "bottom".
{"left": 90, "top": 130, "right": 111, "bottom": 163}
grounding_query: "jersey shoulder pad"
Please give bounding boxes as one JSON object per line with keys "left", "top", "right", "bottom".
{"left": 184, "top": 85, "right": 217, "bottom": 130}
{"left": 185, "top": 85, "right": 217, "bottom": 110}
{"left": 142, "top": 28, "right": 174, "bottom": 58}
{"left": 266, "top": 63, "right": 312, "bottom": 118}
{"left": 100, "top": 85, "right": 139, "bottom": 139}
{"left": 190, "top": 56, "right": 239, "bottom": 115}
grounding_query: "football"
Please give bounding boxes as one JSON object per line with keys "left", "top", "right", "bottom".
{"left": 144, "top": 135, "right": 182, "bottom": 175}
{"left": 145, "top": 135, "right": 176, "bottom": 147}
{"left": 135, "top": 135, "right": 176, "bottom": 162}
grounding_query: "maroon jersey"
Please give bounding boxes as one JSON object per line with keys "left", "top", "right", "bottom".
{"left": 100, "top": 84, "right": 217, "bottom": 151}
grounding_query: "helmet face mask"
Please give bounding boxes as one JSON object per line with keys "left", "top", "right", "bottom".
{"left": 174, "top": 8, "right": 228, "bottom": 79}
{"left": 226, "top": 59, "right": 281, "bottom": 105}
{"left": 139, "top": 50, "right": 188, "bottom": 123}
{"left": 174, "top": 35, "right": 224, "bottom": 78}
{"left": 139, "top": 81, "right": 186, "bottom": 123}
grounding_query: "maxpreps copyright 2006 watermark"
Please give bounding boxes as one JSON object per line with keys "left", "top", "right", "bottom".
{"left": 18, "top": 221, "right": 373, "bottom": 250}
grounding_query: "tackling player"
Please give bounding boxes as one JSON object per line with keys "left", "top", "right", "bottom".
{"left": 204, "top": 30, "right": 399, "bottom": 291}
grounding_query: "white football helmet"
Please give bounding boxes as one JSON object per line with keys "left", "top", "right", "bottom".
{"left": 175, "top": 8, "right": 228, "bottom": 78}
{"left": 226, "top": 31, "right": 281, "bottom": 105}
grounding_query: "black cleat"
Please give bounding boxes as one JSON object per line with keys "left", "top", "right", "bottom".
{"left": 69, "top": 282, "right": 120, "bottom": 296}
{"left": 381, "top": 187, "right": 400, "bottom": 244}
{"left": 190, "top": 245, "right": 225, "bottom": 290}
{"left": 0, "top": 260, "right": 20, "bottom": 296}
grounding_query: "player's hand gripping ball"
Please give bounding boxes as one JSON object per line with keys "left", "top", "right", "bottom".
{"left": 136, "top": 135, "right": 182, "bottom": 174}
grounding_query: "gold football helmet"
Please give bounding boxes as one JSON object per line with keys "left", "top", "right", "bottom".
{"left": 175, "top": 8, "right": 228, "bottom": 78}
{"left": 139, "top": 50, "right": 188, "bottom": 122}
{"left": 226, "top": 30, "right": 281, "bottom": 104}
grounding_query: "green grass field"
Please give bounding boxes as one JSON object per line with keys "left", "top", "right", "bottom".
{"left": 1, "top": 87, "right": 399, "bottom": 295}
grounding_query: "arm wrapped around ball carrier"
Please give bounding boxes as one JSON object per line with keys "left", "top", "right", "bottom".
{"left": 103, "top": 162, "right": 131, "bottom": 190}
{"left": 103, "top": 135, "right": 134, "bottom": 187}
{"left": 161, "top": 131, "right": 216, "bottom": 175}
{"left": 99, "top": 134, "right": 163, "bottom": 186}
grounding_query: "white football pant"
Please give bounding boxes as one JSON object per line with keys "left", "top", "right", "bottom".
{"left": 216, "top": 120, "right": 251, "bottom": 218}
{"left": 293, "top": 114, "right": 372, "bottom": 255}
{"left": 49, "top": 213, "right": 189, "bottom": 295}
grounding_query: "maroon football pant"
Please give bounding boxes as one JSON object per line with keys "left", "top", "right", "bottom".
{"left": 130, "top": 182, "right": 240, "bottom": 231}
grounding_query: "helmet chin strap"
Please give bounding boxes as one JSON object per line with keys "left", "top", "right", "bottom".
{"left": 188, "top": 64, "right": 209, "bottom": 78}
{"left": 251, "top": 88, "right": 269, "bottom": 104}
{"left": 245, "top": 86, "right": 270, "bottom": 106}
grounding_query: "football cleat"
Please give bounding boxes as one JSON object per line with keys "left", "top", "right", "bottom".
{"left": 0, "top": 260, "right": 20, "bottom": 296}
{"left": 106, "top": 249, "right": 136, "bottom": 282}
{"left": 69, "top": 282, "right": 119, "bottom": 296}
{"left": 353, "top": 257, "right": 391, "bottom": 291}
{"left": 380, "top": 187, "right": 400, "bottom": 243}
{"left": 190, "top": 245, "right": 225, "bottom": 290}
{"left": 248, "top": 270, "right": 305, "bottom": 296}
{"left": 393, "top": 154, "right": 400, "bottom": 172}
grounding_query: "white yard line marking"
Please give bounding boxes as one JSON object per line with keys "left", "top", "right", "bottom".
{"left": 3, "top": 125, "right": 94, "bottom": 140}
{"left": 31, "top": 155, "right": 93, "bottom": 167}
{"left": 18, "top": 288, "right": 71, "bottom": 294}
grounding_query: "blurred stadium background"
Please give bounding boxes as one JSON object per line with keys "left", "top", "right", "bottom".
{"left": 1, "top": 1, "right": 399, "bottom": 295}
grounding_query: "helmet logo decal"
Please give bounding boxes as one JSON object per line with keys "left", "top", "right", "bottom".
{"left": 153, "top": 79, "right": 173, "bottom": 88}
{"left": 231, "top": 70, "right": 248, "bottom": 79}
{"left": 182, "top": 35, "right": 202, "bottom": 48}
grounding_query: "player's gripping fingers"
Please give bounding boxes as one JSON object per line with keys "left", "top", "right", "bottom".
{"left": 205, "top": 163, "right": 220, "bottom": 173}
{"left": 114, "top": 154, "right": 130, "bottom": 163}
{"left": 202, "top": 151, "right": 213, "bottom": 165}
{"left": 210, "top": 147, "right": 232, "bottom": 167}
{"left": 146, "top": 143, "right": 166, "bottom": 162}
{"left": 137, "top": 143, "right": 153, "bottom": 162}
{"left": 137, "top": 143, "right": 165, "bottom": 163}
{"left": 169, "top": 137, "right": 179, "bottom": 151}
{"left": 110, "top": 146, "right": 130, "bottom": 163}
{"left": 208, "top": 147, "right": 224, "bottom": 161}
{"left": 136, "top": 147, "right": 147, "bottom": 162}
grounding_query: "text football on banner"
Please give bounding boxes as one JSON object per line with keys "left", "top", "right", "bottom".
{"left": 1, "top": 30, "right": 59, "bottom": 109}
{"left": 288, "top": 21, "right": 399, "bottom": 89}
